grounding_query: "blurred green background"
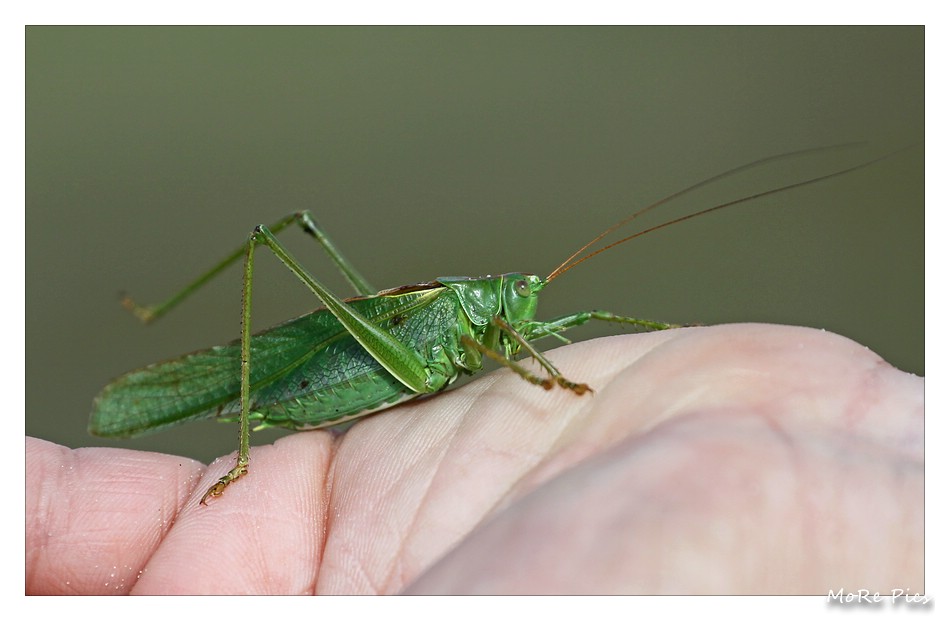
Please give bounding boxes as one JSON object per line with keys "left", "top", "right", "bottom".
{"left": 26, "top": 26, "right": 923, "bottom": 463}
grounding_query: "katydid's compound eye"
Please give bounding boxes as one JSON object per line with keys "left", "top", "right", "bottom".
{"left": 515, "top": 279, "right": 530, "bottom": 297}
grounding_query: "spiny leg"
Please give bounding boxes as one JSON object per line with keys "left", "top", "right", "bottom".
{"left": 122, "top": 210, "right": 375, "bottom": 324}
{"left": 461, "top": 317, "right": 593, "bottom": 396}
{"left": 461, "top": 334, "right": 571, "bottom": 392}
{"left": 519, "top": 310, "right": 681, "bottom": 343}
{"left": 484, "top": 311, "right": 682, "bottom": 396}
{"left": 200, "top": 223, "right": 432, "bottom": 503}
{"left": 200, "top": 227, "right": 257, "bottom": 504}
{"left": 492, "top": 317, "right": 592, "bottom": 394}
{"left": 295, "top": 211, "right": 375, "bottom": 296}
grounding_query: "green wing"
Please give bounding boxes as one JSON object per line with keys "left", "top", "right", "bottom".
{"left": 90, "top": 286, "right": 460, "bottom": 437}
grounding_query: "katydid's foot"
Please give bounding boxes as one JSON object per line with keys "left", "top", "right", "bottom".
{"left": 559, "top": 378, "right": 593, "bottom": 395}
{"left": 200, "top": 463, "right": 248, "bottom": 505}
{"left": 120, "top": 293, "right": 156, "bottom": 324}
{"left": 537, "top": 375, "right": 593, "bottom": 395}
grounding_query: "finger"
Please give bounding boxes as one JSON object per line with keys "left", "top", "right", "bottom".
{"left": 26, "top": 437, "right": 204, "bottom": 594}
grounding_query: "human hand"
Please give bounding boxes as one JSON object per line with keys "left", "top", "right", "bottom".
{"left": 26, "top": 324, "right": 923, "bottom": 594}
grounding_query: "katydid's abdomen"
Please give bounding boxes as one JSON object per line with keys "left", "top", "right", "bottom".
{"left": 90, "top": 283, "right": 465, "bottom": 438}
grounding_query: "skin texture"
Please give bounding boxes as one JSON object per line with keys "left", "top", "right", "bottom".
{"left": 26, "top": 324, "right": 924, "bottom": 594}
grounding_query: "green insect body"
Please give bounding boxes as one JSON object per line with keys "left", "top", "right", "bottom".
{"left": 89, "top": 145, "right": 904, "bottom": 504}
{"left": 91, "top": 275, "right": 550, "bottom": 436}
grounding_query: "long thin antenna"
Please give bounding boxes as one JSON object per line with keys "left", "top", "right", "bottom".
{"left": 545, "top": 144, "right": 907, "bottom": 283}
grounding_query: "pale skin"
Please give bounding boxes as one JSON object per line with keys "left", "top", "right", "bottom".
{"left": 25, "top": 324, "right": 924, "bottom": 595}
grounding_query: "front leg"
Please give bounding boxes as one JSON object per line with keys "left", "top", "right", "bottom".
{"left": 519, "top": 311, "right": 681, "bottom": 343}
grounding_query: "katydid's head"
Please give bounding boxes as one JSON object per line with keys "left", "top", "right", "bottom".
{"left": 502, "top": 273, "right": 544, "bottom": 323}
